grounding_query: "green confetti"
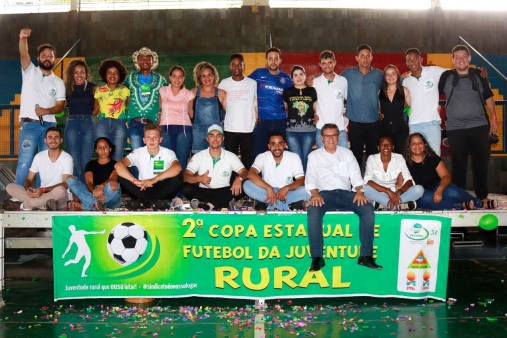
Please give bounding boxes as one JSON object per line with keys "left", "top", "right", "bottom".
{"left": 420, "top": 310, "right": 426, "bottom": 314}
{"left": 486, "top": 317, "right": 498, "bottom": 322}
{"left": 21, "top": 217, "right": 25, "bottom": 220}
{"left": 458, "top": 214, "right": 464, "bottom": 218}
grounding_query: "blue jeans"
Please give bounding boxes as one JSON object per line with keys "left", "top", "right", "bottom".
{"left": 307, "top": 189, "right": 375, "bottom": 257}
{"left": 67, "top": 177, "right": 121, "bottom": 210}
{"left": 252, "top": 119, "right": 286, "bottom": 159}
{"left": 64, "top": 115, "right": 95, "bottom": 182}
{"left": 243, "top": 180, "right": 310, "bottom": 211}
{"left": 409, "top": 120, "right": 441, "bottom": 156}
{"left": 127, "top": 119, "right": 153, "bottom": 151}
{"left": 15, "top": 121, "right": 56, "bottom": 185}
{"left": 417, "top": 183, "right": 482, "bottom": 210}
{"left": 160, "top": 125, "right": 193, "bottom": 171}
{"left": 364, "top": 184, "right": 424, "bottom": 207}
{"left": 316, "top": 128, "right": 348, "bottom": 149}
{"left": 286, "top": 131, "right": 315, "bottom": 171}
{"left": 95, "top": 118, "right": 128, "bottom": 162}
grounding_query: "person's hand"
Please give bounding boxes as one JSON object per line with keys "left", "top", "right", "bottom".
{"left": 306, "top": 75, "right": 315, "bottom": 87}
{"left": 401, "top": 70, "right": 411, "bottom": 79}
{"left": 309, "top": 192, "right": 325, "bottom": 207}
{"left": 387, "top": 190, "right": 401, "bottom": 209}
{"left": 230, "top": 177, "right": 242, "bottom": 196}
{"left": 35, "top": 106, "right": 49, "bottom": 117}
{"left": 20, "top": 28, "right": 31, "bottom": 39}
{"left": 92, "top": 185, "right": 106, "bottom": 200}
{"left": 275, "top": 185, "right": 290, "bottom": 202}
{"left": 490, "top": 119, "right": 498, "bottom": 134}
{"left": 479, "top": 67, "right": 488, "bottom": 78}
{"left": 313, "top": 114, "right": 319, "bottom": 124}
{"left": 353, "top": 191, "right": 369, "bottom": 206}
{"left": 265, "top": 186, "right": 277, "bottom": 205}
{"left": 379, "top": 112, "right": 384, "bottom": 121}
{"left": 200, "top": 170, "right": 212, "bottom": 188}
{"left": 433, "top": 189, "right": 443, "bottom": 204}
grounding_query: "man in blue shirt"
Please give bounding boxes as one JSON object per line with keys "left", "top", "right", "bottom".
{"left": 249, "top": 47, "right": 292, "bottom": 159}
{"left": 341, "top": 44, "right": 383, "bottom": 168}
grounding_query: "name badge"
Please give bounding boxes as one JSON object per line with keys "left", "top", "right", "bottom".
{"left": 153, "top": 160, "right": 164, "bottom": 174}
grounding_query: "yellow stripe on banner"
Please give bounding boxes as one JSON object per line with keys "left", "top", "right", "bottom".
{"left": 242, "top": 52, "right": 266, "bottom": 76}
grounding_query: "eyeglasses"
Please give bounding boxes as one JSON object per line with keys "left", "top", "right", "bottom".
{"left": 322, "top": 134, "right": 338, "bottom": 139}
{"left": 453, "top": 55, "right": 469, "bottom": 61}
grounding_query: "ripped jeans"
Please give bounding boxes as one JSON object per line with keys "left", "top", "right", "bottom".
{"left": 15, "top": 121, "right": 56, "bottom": 185}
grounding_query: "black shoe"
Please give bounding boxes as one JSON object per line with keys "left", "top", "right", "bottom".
{"left": 309, "top": 257, "right": 325, "bottom": 272}
{"left": 153, "top": 200, "right": 170, "bottom": 210}
{"left": 228, "top": 198, "right": 236, "bottom": 211}
{"left": 399, "top": 200, "right": 417, "bottom": 211}
{"left": 357, "top": 256, "right": 383, "bottom": 270}
{"left": 253, "top": 200, "right": 268, "bottom": 211}
{"left": 373, "top": 201, "right": 387, "bottom": 210}
{"left": 95, "top": 201, "right": 106, "bottom": 211}
{"left": 46, "top": 199, "right": 59, "bottom": 211}
{"left": 2, "top": 199, "right": 22, "bottom": 211}
{"left": 289, "top": 200, "right": 307, "bottom": 211}
{"left": 124, "top": 200, "right": 142, "bottom": 210}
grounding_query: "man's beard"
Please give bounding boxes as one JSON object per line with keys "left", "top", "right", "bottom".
{"left": 39, "top": 60, "right": 54, "bottom": 71}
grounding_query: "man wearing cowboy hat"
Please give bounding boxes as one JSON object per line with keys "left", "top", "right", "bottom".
{"left": 125, "top": 47, "right": 167, "bottom": 152}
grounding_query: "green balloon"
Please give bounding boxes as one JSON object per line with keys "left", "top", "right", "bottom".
{"left": 55, "top": 111, "right": 65, "bottom": 118}
{"left": 479, "top": 214, "right": 498, "bottom": 231}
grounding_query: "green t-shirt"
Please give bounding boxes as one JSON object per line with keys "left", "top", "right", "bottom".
{"left": 124, "top": 71, "right": 167, "bottom": 121}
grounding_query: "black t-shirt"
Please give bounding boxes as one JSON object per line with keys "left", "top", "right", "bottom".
{"left": 407, "top": 155, "right": 441, "bottom": 190}
{"left": 85, "top": 159, "right": 117, "bottom": 186}
{"left": 283, "top": 86, "right": 317, "bottom": 132}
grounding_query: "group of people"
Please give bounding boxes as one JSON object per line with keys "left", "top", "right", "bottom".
{"left": 1, "top": 27, "right": 501, "bottom": 272}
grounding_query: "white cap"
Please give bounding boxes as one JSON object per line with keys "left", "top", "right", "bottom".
{"left": 207, "top": 124, "right": 223, "bottom": 135}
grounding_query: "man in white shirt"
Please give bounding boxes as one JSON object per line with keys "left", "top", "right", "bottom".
{"left": 218, "top": 54, "right": 257, "bottom": 169}
{"left": 306, "top": 123, "right": 381, "bottom": 271}
{"left": 244, "top": 132, "right": 310, "bottom": 211}
{"left": 313, "top": 50, "right": 348, "bottom": 149}
{"left": 115, "top": 124, "right": 182, "bottom": 210}
{"left": 3, "top": 127, "right": 72, "bottom": 211}
{"left": 182, "top": 124, "right": 248, "bottom": 210}
{"left": 16, "top": 28, "right": 66, "bottom": 185}
{"left": 363, "top": 136, "right": 423, "bottom": 210}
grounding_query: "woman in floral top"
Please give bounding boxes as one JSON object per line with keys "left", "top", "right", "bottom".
{"left": 283, "top": 65, "right": 318, "bottom": 171}
{"left": 94, "top": 59, "right": 130, "bottom": 161}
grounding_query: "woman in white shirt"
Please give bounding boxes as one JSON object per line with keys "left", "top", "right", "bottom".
{"left": 363, "top": 136, "right": 424, "bottom": 210}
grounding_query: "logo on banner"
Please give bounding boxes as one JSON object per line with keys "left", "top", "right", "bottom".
{"left": 408, "top": 249, "right": 431, "bottom": 269}
{"left": 107, "top": 222, "right": 148, "bottom": 266}
{"left": 404, "top": 223, "right": 430, "bottom": 241}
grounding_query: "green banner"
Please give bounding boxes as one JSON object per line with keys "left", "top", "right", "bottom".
{"left": 52, "top": 213, "right": 451, "bottom": 301}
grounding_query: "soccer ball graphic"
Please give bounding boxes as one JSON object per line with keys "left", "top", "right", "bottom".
{"left": 107, "top": 222, "right": 148, "bottom": 265}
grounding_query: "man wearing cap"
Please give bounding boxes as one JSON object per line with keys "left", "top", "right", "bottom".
{"left": 182, "top": 124, "right": 248, "bottom": 210}
{"left": 114, "top": 123, "right": 182, "bottom": 210}
{"left": 125, "top": 48, "right": 167, "bottom": 151}
{"left": 15, "top": 28, "right": 66, "bottom": 185}
{"left": 244, "top": 132, "right": 310, "bottom": 211}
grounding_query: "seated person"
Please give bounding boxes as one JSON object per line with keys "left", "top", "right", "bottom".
{"left": 182, "top": 124, "right": 247, "bottom": 210}
{"left": 306, "top": 123, "right": 380, "bottom": 271}
{"left": 66, "top": 137, "right": 122, "bottom": 211}
{"left": 364, "top": 135, "right": 423, "bottom": 210}
{"left": 114, "top": 123, "right": 182, "bottom": 210}
{"left": 404, "top": 132, "right": 490, "bottom": 210}
{"left": 244, "top": 132, "right": 310, "bottom": 211}
{"left": 3, "top": 127, "right": 72, "bottom": 211}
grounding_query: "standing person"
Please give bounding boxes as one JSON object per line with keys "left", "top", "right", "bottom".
{"left": 248, "top": 47, "right": 292, "bottom": 159}
{"left": 114, "top": 124, "right": 182, "bottom": 210}
{"left": 341, "top": 44, "right": 383, "bottom": 169}
{"left": 189, "top": 62, "right": 226, "bottom": 154}
{"left": 312, "top": 50, "right": 348, "bottom": 149}
{"left": 363, "top": 136, "right": 423, "bottom": 210}
{"left": 379, "top": 65, "right": 410, "bottom": 154}
{"left": 283, "top": 65, "right": 318, "bottom": 171}
{"left": 182, "top": 124, "right": 248, "bottom": 210}
{"left": 16, "top": 28, "right": 66, "bottom": 185}
{"left": 306, "top": 123, "right": 381, "bottom": 271}
{"left": 159, "top": 66, "right": 195, "bottom": 170}
{"left": 66, "top": 137, "right": 121, "bottom": 211}
{"left": 3, "top": 128, "right": 72, "bottom": 211}
{"left": 219, "top": 53, "right": 257, "bottom": 170}
{"left": 403, "top": 48, "right": 487, "bottom": 156}
{"left": 94, "top": 59, "right": 130, "bottom": 162}
{"left": 438, "top": 45, "right": 497, "bottom": 206}
{"left": 243, "top": 132, "right": 310, "bottom": 211}
{"left": 403, "top": 133, "right": 486, "bottom": 210}
{"left": 63, "top": 60, "right": 97, "bottom": 182}
{"left": 125, "top": 47, "right": 167, "bottom": 151}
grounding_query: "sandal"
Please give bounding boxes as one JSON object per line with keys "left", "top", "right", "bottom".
{"left": 482, "top": 199, "right": 498, "bottom": 209}
{"left": 66, "top": 200, "right": 83, "bottom": 211}
{"left": 461, "top": 200, "right": 475, "bottom": 210}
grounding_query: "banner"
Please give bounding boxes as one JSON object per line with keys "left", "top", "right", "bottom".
{"left": 52, "top": 213, "right": 451, "bottom": 301}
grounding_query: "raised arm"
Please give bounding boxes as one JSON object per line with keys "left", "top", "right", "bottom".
{"left": 19, "top": 28, "right": 31, "bottom": 71}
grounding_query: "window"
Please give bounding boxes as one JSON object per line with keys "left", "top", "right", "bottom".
{"left": 269, "top": 0, "right": 431, "bottom": 9}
